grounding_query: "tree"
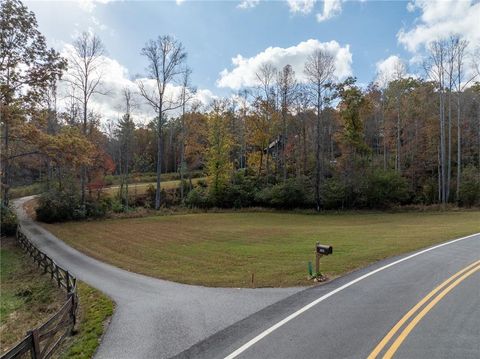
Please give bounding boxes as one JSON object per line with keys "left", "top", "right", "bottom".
{"left": 206, "top": 101, "right": 233, "bottom": 200}
{"left": 453, "top": 38, "right": 470, "bottom": 202}
{"left": 179, "top": 68, "right": 196, "bottom": 201}
{"left": 0, "top": 0, "right": 66, "bottom": 205}
{"left": 66, "top": 31, "right": 106, "bottom": 205}
{"left": 276, "top": 64, "right": 297, "bottom": 181}
{"left": 116, "top": 88, "right": 136, "bottom": 210}
{"left": 255, "top": 63, "right": 277, "bottom": 180}
{"left": 304, "top": 49, "right": 335, "bottom": 211}
{"left": 138, "top": 35, "right": 187, "bottom": 209}
{"left": 425, "top": 40, "right": 448, "bottom": 203}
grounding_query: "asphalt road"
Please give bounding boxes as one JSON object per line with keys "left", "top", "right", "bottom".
{"left": 175, "top": 232, "right": 480, "bottom": 359}
{"left": 13, "top": 197, "right": 302, "bottom": 359}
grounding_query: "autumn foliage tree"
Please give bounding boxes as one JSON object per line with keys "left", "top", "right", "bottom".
{"left": 1, "top": 0, "right": 66, "bottom": 205}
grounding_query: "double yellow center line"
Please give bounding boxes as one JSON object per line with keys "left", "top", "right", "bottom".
{"left": 368, "top": 259, "right": 480, "bottom": 359}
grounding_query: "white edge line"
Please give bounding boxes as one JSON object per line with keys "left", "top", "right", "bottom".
{"left": 224, "top": 232, "right": 480, "bottom": 359}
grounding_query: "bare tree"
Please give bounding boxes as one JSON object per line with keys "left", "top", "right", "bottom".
{"left": 138, "top": 35, "right": 187, "bottom": 209}
{"left": 304, "top": 49, "right": 335, "bottom": 211}
{"left": 294, "top": 84, "right": 311, "bottom": 176}
{"left": 67, "top": 31, "right": 106, "bottom": 205}
{"left": 453, "top": 38, "right": 472, "bottom": 202}
{"left": 425, "top": 40, "right": 447, "bottom": 203}
{"left": 255, "top": 63, "right": 277, "bottom": 180}
{"left": 179, "top": 67, "right": 196, "bottom": 202}
{"left": 277, "top": 64, "right": 297, "bottom": 181}
{"left": 117, "top": 87, "right": 136, "bottom": 210}
{"left": 445, "top": 37, "right": 459, "bottom": 201}
{"left": 392, "top": 59, "right": 407, "bottom": 174}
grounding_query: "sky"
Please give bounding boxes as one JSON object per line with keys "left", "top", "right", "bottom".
{"left": 24, "top": 0, "right": 480, "bottom": 123}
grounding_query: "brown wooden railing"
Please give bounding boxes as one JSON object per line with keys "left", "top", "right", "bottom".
{"left": 1, "top": 227, "right": 78, "bottom": 359}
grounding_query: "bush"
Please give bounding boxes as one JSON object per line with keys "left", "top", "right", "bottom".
{"left": 459, "top": 165, "right": 480, "bottom": 207}
{"left": 256, "top": 177, "right": 312, "bottom": 209}
{"left": 185, "top": 187, "right": 211, "bottom": 208}
{"left": 36, "top": 190, "right": 82, "bottom": 223}
{"left": 85, "top": 197, "right": 110, "bottom": 218}
{"left": 218, "top": 172, "right": 261, "bottom": 208}
{"left": 36, "top": 190, "right": 110, "bottom": 223}
{"left": 360, "top": 170, "right": 410, "bottom": 208}
{"left": 1, "top": 204, "right": 18, "bottom": 236}
{"left": 321, "top": 177, "right": 348, "bottom": 209}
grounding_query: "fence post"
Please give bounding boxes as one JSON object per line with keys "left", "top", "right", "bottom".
{"left": 66, "top": 271, "right": 71, "bottom": 293}
{"left": 56, "top": 267, "right": 61, "bottom": 288}
{"left": 68, "top": 292, "right": 76, "bottom": 334}
{"left": 50, "top": 259, "right": 54, "bottom": 280}
{"left": 29, "top": 329, "right": 41, "bottom": 359}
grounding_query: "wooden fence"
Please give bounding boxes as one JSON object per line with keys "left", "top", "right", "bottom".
{"left": 1, "top": 227, "right": 78, "bottom": 359}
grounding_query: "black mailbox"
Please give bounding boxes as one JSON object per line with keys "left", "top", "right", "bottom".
{"left": 316, "top": 244, "right": 333, "bottom": 255}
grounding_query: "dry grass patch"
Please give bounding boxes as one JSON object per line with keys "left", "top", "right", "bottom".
{"left": 102, "top": 177, "right": 205, "bottom": 197}
{"left": 41, "top": 211, "right": 480, "bottom": 287}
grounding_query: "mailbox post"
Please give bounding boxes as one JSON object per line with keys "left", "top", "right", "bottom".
{"left": 315, "top": 242, "right": 333, "bottom": 280}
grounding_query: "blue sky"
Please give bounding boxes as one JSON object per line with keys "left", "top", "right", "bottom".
{"left": 24, "top": 0, "right": 480, "bottom": 121}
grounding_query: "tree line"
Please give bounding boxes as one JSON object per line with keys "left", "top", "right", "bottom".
{"left": 2, "top": 0, "right": 480, "bottom": 219}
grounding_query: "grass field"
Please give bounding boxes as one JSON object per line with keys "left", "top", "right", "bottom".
{"left": 60, "top": 282, "right": 114, "bottom": 359}
{"left": 42, "top": 210, "right": 480, "bottom": 287}
{"left": 0, "top": 237, "right": 114, "bottom": 358}
{"left": 0, "top": 237, "right": 64, "bottom": 351}
{"left": 102, "top": 177, "right": 205, "bottom": 196}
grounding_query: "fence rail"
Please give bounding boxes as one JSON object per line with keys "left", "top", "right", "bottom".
{"left": 1, "top": 226, "right": 78, "bottom": 359}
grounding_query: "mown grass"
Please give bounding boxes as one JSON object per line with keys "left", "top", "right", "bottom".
{"left": 60, "top": 283, "right": 114, "bottom": 359}
{"left": 0, "top": 237, "right": 114, "bottom": 358}
{"left": 0, "top": 237, "right": 65, "bottom": 352}
{"left": 43, "top": 210, "right": 480, "bottom": 287}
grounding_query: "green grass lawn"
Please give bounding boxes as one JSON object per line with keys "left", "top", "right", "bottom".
{"left": 0, "top": 237, "right": 65, "bottom": 352}
{"left": 0, "top": 237, "right": 114, "bottom": 358}
{"left": 43, "top": 210, "right": 480, "bottom": 287}
{"left": 60, "top": 283, "right": 114, "bottom": 359}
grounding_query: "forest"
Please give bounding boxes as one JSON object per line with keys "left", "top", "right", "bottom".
{"left": 2, "top": 0, "right": 480, "bottom": 225}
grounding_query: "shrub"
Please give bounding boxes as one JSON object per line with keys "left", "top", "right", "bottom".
{"left": 321, "top": 177, "right": 348, "bottom": 209}
{"left": 218, "top": 172, "right": 261, "bottom": 208}
{"left": 360, "top": 170, "right": 410, "bottom": 208}
{"left": 256, "top": 177, "right": 312, "bottom": 209}
{"left": 145, "top": 184, "right": 156, "bottom": 208}
{"left": 459, "top": 165, "right": 480, "bottom": 207}
{"left": 185, "top": 187, "right": 211, "bottom": 208}
{"left": 85, "top": 198, "right": 110, "bottom": 218}
{"left": 36, "top": 190, "right": 82, "bottom": 223}
{"left": 1, "top": 204, "right": 18, "bottom": 236}
{"left": 36, "top": 190, "right": 111, "bottom": 223}
{"left": 110, "top": 198, "right": 124, "bottom": 213}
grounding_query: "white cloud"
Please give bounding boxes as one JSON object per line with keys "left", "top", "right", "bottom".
{"left": 176, "top": 0, "right": 185, "bottom": 5}
{"left": 217, "top": 39, "right": 353, "bottom": 90}
{"left": 398, "top": 0, "right": 480, "bottom": 52}
{"left": 59, "top": 45, "right": 214, "bottom": 125}
{"left": 316, "top": 0, "right": 342, "bottom": 22}
{"left": 237, "top": 0, "right": 260, "bottom": 9}
{"left": 77, "top": 0, "right": 114, "bottom": 13}
{"left": 287, "top": 0, "right": 316, "bottom": 14}
{"left": 375, "top": 55, "right": 408, "bottom": 87}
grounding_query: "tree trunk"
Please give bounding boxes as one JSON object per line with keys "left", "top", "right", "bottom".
{"left": 396, "top": 96, "right": 401, "bottom": 174}
{"left": 2, "top": 122, "right": 10, "bottom": 206}
{"left": 155, "top": 109, "right": 163, "bottom": 210}
{"left": 81, "top": 99, "right": 87, "bottom": 206}
{"left": 315, "top": 95, "right": 322, "bottom": 211}
{"left": 456, "top": 91, "right": 461, "bottom": 203}
{"left": 447, "top": 84, "right": 452, "bottom": 201}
